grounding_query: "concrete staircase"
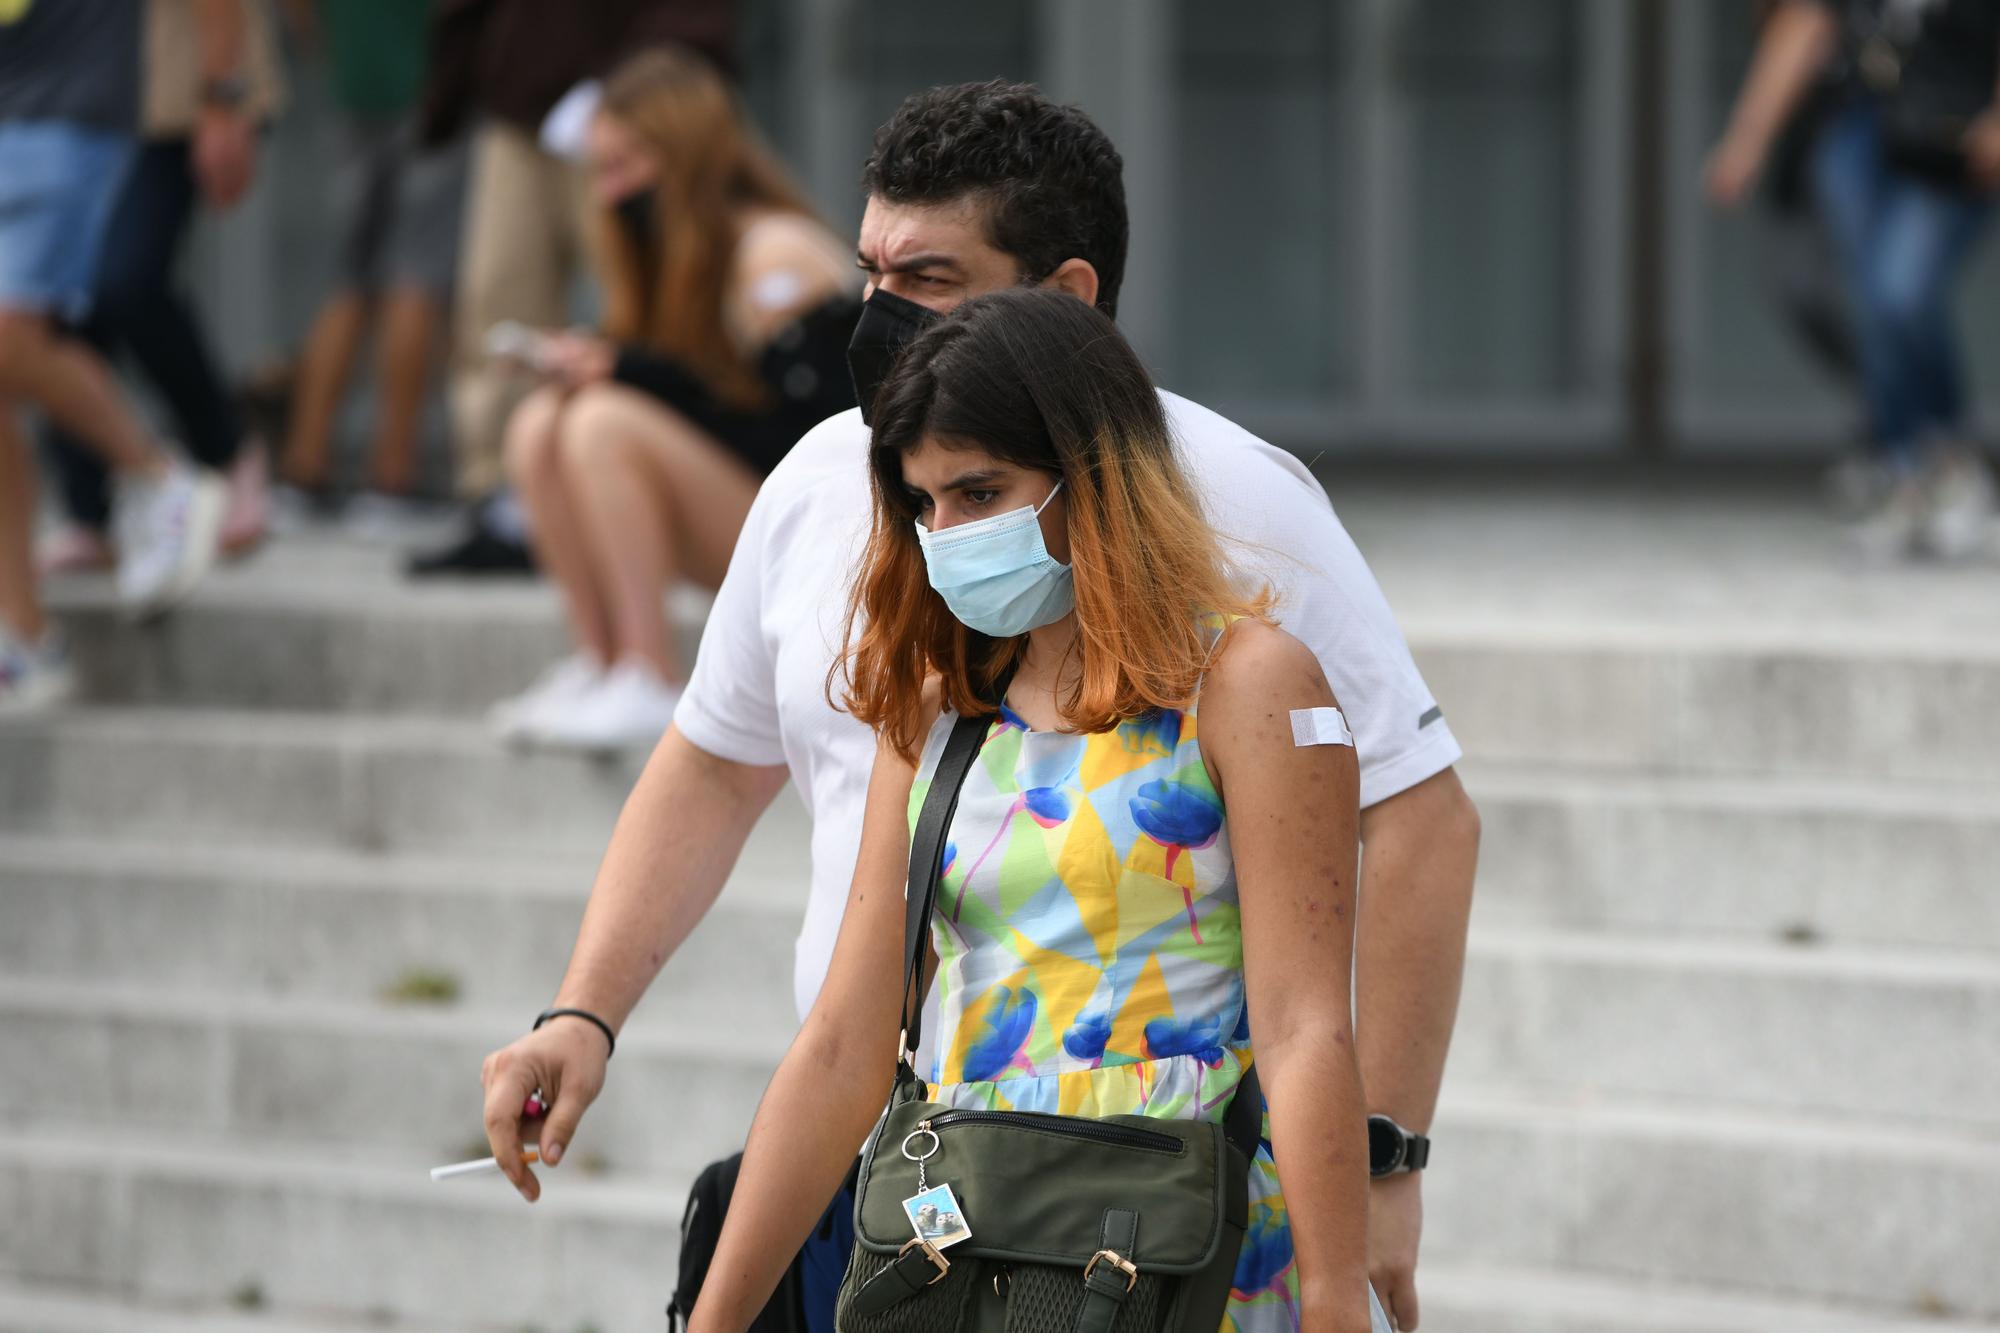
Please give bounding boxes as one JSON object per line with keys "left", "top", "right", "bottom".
{"left": 2, "top": 519, "right": 1997, "bottom": 1331}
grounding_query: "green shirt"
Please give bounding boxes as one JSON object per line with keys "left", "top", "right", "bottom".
{"left": 323, "top": 0, "right": 429, "bottom": 119}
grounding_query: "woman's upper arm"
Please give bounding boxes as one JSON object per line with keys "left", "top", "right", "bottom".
{"left": 1198, "top": 622, "right": 1362, "bottom": 1052}
{"left": 732, "top": 220, "right": 851, "bottom": 347}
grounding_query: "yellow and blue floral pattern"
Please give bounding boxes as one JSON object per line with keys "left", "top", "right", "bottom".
{"left": 909, "top": 693, "right": 1301, "bottom": 1333}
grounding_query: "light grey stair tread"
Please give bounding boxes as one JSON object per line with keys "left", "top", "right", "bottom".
{"left": 1418, "top": 1261, "right": 2000, "bottom": 1332}
{"left": 0, "top": 1280, "right": 518, "bottom": 1333}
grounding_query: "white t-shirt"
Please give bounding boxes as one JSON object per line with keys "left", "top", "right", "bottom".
{"left": 676, "top": 393, "right": 1462, "bottom": 1023}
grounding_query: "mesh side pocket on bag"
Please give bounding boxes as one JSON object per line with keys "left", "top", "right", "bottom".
{"left": 1002, "top": 1265, "right": 1169, "bottom": 1333}
{"left": 836, "top": 1247, "right": 980, "bottom": 1333}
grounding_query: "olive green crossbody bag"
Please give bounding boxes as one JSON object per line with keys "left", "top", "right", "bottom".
{"left": 835, "top": 703, "right": 1262, "bottom": 1333}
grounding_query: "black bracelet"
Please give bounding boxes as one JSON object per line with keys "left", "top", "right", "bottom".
{"left": 534, "top": 1007, "right": 616, "bottom": 1059}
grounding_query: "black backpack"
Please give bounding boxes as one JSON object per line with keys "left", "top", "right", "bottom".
{"left": 666, "top": 1153, "right": 810, "bottom": 1333}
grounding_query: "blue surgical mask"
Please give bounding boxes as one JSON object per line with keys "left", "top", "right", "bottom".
{"left": 915, "top": 481, "right": 1074, "bottom": 637}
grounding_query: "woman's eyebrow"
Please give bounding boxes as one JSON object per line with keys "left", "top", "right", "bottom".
{"left": 941, "top": 469, "right": 1003, "bottom": 489}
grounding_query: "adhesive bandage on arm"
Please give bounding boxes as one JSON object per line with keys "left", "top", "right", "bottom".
{"left": 1290, "top": 706, "right": 1355, "bottom": 748}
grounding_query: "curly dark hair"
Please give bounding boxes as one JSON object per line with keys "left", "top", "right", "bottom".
{"left": 861, "top": 80, "right": 1128, "bottom": 318}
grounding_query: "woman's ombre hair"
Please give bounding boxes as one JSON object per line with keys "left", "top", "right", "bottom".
{"left": 838, "top": 288, "right": 1271, "bottom": 758}
{"left": 595, "top": 47, "right": 816, "bottom": 408}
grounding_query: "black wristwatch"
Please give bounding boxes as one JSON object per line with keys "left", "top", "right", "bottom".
{"left": 1366, "top": 1114, "right": 1430, "bottom": 1177}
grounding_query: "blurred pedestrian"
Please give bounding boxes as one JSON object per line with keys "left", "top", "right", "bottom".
{"left": 492, "top": 47, "right": 859, "bottom": 751}
{"left": 276, "top": 0, "right": 467, "bottom": 533}
{"left": 35, "top": 0, "right": 284, "bottom": 576}
{"left": 405, "top": 0, "right": 735, "bottom": 577}
{"left": 1708, "top": 0, "right": 2000, "bottom": 560}
{"left": 2, "top": 0, "right": 235, "bottom": 711}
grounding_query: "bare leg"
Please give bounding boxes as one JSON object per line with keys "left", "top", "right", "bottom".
{"left": 504, "top": 386, "right": 615, "bottom": 665}
{"left": 556, "top": 384, "right": 759, "bottom": 682}
{"left": 282, "top": 291, "right": 369, "bottom": 490}
{"left": 367, "top": 286, "right": 442, "bottom": 494}
{"left": 0, "top": 311, "right": 160, "bottom": 476}
{"left": 0, "top": 406, "right": 48, "bottom": 642}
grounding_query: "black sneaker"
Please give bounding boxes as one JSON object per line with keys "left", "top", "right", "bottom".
{"left": 405, "top": 519, "right": 536, "bottom": 578}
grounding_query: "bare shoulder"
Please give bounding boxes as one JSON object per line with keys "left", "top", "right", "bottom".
{"left": 735, "top": 211, "right": 847, "bottom": 281}
{"left": 1200, "top": 618, "right": 1336, "bottom": 721}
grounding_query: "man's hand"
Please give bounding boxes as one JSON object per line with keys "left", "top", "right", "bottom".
{"left": 1368, "top": 1173, "right": 1423, "bottom": 1330}
{"left": 480, "top": 1019, "right": 610, "bottom": 1203}
{"left": 194, "top": 106, "right": 257, "bottom": 209}
{"left": 1964, "top": 110, "right": 2000, "bottom": 193}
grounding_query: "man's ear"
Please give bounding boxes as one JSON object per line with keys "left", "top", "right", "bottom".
{"left": 1039, "top": 258, "right": 1100, "bottom": 309}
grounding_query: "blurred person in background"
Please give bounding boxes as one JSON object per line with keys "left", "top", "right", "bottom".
{"left": 491, "top": 47, "right": 859, "bottom": 752}
{"left": 274, "top": 0, "right": 467, "bottom": 535}
{"left": 1, "top": 0, "right": 239, "bottom": 710}
{"left": 1708, "top": 0, "right": 2000, "bottom": 560}
{"left": 1747, "top": 5, "right": 1871, "bottom": 482}
{"left": 36, "top": 0, "right": 284, "bottom": 576}
{"left": 405, "top": 0, "right": 735, "bottom": 577}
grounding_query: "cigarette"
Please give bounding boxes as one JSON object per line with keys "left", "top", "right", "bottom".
{"left": 430, "top": 1146, "right": 541, "bottom": 1182}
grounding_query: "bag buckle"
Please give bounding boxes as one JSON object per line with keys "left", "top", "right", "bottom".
{"left": 899, "top": 1236, "right": 951, "bottom": 1285}
{"left": 1084, "top": 1249, "right": 1138, "bottom": 1292}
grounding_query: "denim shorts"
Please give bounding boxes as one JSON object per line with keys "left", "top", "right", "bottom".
{"left": 0, "top": 120, "right": 135, "bottom": 318}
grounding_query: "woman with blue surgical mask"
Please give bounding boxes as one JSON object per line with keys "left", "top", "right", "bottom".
{"left": 687, "top": 287, "right": 1392, "bottom": 1333}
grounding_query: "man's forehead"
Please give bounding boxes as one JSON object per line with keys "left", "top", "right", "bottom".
{"left": 857, "top": 197, "right": 991, "bottom": 264}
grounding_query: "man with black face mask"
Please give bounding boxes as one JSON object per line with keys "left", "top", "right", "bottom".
{"left": 479, "top": 82, "right": 1477, "bottom": 1333}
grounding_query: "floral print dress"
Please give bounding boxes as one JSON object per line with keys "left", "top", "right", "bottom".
{"left": 907, "top": 691, "right": 1387, "bottom": 1333}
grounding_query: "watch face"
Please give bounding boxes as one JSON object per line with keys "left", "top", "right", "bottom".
{"left": 1367, "top": 1116, "right": 1404, "bottom": 1175}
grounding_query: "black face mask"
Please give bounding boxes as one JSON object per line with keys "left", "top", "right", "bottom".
{"left": 846, "top": 287, "right": 942, "bottom": 425}
{"left": 614, "top": 187, "right": 658, "bottom": 251}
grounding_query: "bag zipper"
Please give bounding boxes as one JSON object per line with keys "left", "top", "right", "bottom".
{"left": 922, "top": 1110, "right": 1182, "bottom": 1153}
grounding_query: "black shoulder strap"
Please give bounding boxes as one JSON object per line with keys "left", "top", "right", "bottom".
{"left": 898, "top": 700, "right": 1002, "bottom": 1070}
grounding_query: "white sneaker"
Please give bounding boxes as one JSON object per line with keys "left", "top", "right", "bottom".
{"left": 523, "top": 658, "right": 682, "bottom": 752}
{"left": 114, "top": 461, "right": 225, "bottom": 616}
{"left": 490, "top": 652, "right": 606, "bottom": 741}
{"left": 0, "top": 629, "right": 76, "bottom": 715}
{"left": 1920, "top": 446, "right": 1996, "bottom": 562}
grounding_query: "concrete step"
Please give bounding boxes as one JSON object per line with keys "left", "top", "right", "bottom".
{"left": 9, "top": 707, "right": 2000, "bottom": 953}
{"left": 1420, "top": 1088, "right": 2000, "bottom": 1319}
{"left": 6, "top": 1095, "right": 1994, "bottom": 1324}
{"left": 8, "top": 1268, "right": 1994, "bottom": 1333}
{"left": 0, "top": 1129, "right": 688, "bottom": 1331}
{"left": 0, "top": 1280, "right": 520, "bottom": 1332}
{"left": 43, "top": 562, "right": 2000, "bottom": 784}
{"left": 4, "top": 854, "right": 1995, "bottom": 1127}
{"left": 0, "top": 981, "right": 780, "bottom": 1176}
{"left": 1417, "top": 1262, "right": 2000, "bottom": 1333}
{"left": 0, "top": 833, "right": 806, "bottom": 1026}
{"left": 46, "top": 547, "right": 704, "bottom": 719}
{"left": 1414, "top": 621, "right": 2000, "bottom": 784}
{"left": 1467, "top": 763, "right": 2000, "bottom": 950}
{"left": 0, "top": 709, "right": 645, "bottom": 854}
{"left": 1450, "top": 928, "right": 2000, "bottom": 1129}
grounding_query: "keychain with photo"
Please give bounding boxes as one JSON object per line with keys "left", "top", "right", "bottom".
{"left": 900, "top": 1124, "right": 973, "bottom": 1250}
